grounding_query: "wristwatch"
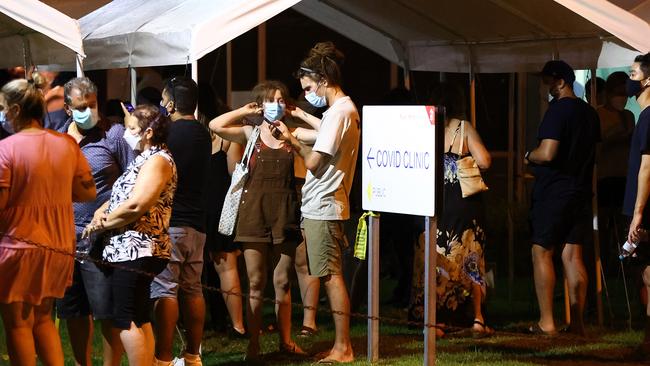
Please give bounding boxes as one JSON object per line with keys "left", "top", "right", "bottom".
{"left": 524, "top": 151, "right": 531, "bottom": 162}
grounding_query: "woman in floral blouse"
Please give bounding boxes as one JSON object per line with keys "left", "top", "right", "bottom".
{"left": 84, "top": 104, "right": 177, "bottom": 365}
{"left": 409, "top": 83, "right": 493, "bottom": 337}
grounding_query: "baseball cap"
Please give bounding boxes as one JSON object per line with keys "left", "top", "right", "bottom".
{"left": 540, "top": 60, "right": 576, "bottom": 85}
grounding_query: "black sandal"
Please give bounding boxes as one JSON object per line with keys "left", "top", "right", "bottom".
{"left": 297, "top": 325, "right": 318, "bottom": 338}
{"left": 472, "top": 320, "right": 495, "bottom": 338}
{"left": 527, "top": 322, "right": 557, "bottom": 337}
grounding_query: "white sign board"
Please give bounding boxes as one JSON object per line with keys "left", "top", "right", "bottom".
{"left": 362, "top": 106, "right": 437, "bottom": 217}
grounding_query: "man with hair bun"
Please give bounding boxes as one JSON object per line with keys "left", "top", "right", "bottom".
{"left": 271, "top": 41, "right": 359, "bottom": 363}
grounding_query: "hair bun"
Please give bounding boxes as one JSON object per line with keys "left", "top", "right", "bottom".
{"left": 309, "top": 41, "right": 344, "bottom": 66}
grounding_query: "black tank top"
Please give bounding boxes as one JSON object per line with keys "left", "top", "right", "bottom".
{"left": 206, "top": 139, "right": 230, "bottom": 216}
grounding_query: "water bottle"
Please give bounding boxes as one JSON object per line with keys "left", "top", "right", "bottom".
{"left": 619, "top": 241, "right": 638, "bottom": 260}
{"left": 75, "top": 233, "right": 94, "bottom": 264}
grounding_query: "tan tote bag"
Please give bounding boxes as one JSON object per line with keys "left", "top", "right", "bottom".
{"left": 455, "top": 120, "right": 488, "bottom": 198}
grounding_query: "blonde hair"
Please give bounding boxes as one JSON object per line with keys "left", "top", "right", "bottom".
{"left": 1, "top": 78, "right": 45, "bottom": 131}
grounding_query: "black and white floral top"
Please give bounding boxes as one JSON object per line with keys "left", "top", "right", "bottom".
{"left": 102, "top": 145, "right": 177, "bottom": 263}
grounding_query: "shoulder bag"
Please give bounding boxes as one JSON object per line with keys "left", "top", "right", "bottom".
{"left": 455, "top": 120, "right": 489, "bottom": 198}
{"left": 218, "top": 126, "right": 261, "bottom": 235}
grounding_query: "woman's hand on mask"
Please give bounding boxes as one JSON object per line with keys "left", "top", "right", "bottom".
{"left": 240, "top": 102, "right": 263, "bottom": 117}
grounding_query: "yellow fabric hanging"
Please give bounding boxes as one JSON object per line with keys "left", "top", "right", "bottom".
{"left": 354, "top": 211, "right": 379, "bottom": 260}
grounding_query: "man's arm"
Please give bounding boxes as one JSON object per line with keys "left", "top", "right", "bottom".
{"left": 271, "top": 122, "right": 331, "bottom": 176}
{"left": 527, "top": 139, "right": 559, "bottom": 165}
{"left": 630, "top": 154, "right": 650, "bottom": 243}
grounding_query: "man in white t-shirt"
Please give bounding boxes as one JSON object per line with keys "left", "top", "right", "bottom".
{"left": 272, "top": 41, "right": 359, "bottom": 364}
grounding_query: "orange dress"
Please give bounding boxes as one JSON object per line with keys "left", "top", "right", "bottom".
{"left": 0, "top": 129, "right": 92, "bottom": 305}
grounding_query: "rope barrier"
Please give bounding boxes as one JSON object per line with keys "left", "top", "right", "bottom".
{"left": 0, "top": 232, "right": 443, "bottom": 330}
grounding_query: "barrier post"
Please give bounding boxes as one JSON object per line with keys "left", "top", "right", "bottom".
{"left": 424, "top": 216, "right": 437, "bottom": 366}
{"left": 367, "top": 215, "right": 380, "bottom": 362}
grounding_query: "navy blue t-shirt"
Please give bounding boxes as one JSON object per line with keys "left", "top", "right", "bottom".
{"left": 166, "top": 119, "right": 212, "bottom": 233}
{"left": 532, "top": 97, "right": 600, "bottom": 201}
{"left": 623, "top": 107, "right": 650, "bottom": 217}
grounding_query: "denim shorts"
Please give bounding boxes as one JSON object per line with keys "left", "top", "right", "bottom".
{"left": 56, "top": 258, "right": 112, "bottom": 320}
{"left": 151, "top": 226, "right": 206, "bottom": 298}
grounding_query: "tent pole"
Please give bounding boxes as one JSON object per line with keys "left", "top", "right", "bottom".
{"left": 75, "top": 55, "right": 84, "bottom": 77}
{"left": 390, "top": 63, "right": 398, "bottom": 89}
{"left": 227, "top": 42, "right": 232, "bottom": 107}
{"left": 129, "top": 66, "right": 136, "bottom": 106}
{"left": 258, "top": 23, "right": 267, "bottom": 82}
{"left": 507, "top": 73, "right": 515, "bottom": 303}
{"left": 470, "top": 72, "right": 476, "bottom": 128}
{"left": 516, "top": 73, "right": 527, "bottom": 202}
{"left": 192, "top": 60, "right": 198, "bottom": 118}
{"left": 590, "top": 68, "right": 603, "bottom": 327}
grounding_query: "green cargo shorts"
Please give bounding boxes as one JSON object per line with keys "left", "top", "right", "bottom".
{"left": 302, "top": 218, "right": 348, "bottom": 277}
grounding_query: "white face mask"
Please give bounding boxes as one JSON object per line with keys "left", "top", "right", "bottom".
{"left": 123, "top": 129, "right": 142, "bottom": 151}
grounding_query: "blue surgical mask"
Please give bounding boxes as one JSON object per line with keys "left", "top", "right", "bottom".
{"left": 0, "top": 111, "right": 13, "bottom": 134}
{"left": 72, "top": 107, "right": 99, "bottom": 130}
{"left": 305, "top": 90, "right": 327, "bottom": 108}
{"left": 263, "top": 102, "right": 284, "bottom": 122}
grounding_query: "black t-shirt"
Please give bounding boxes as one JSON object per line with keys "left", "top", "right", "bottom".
{"left": 166, "top": 119, "right": 212, "bottom": 232}
{"left": 623, "top": 107, "right": 650, "bottom": 217}
{"left": 532, "top": 97, "right": 600, "bottom": 201}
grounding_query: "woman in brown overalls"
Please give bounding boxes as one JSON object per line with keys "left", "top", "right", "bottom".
{"left": 209, "top": 81, "right": 304, "bottom": 362}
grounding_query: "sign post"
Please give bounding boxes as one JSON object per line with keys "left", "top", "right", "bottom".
{"left": 362, "top": 105, "right": 442, "bottom": 365}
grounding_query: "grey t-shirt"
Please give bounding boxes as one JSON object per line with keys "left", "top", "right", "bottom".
{"left": 301, "top": 96, "right": 360, "bottom": 221}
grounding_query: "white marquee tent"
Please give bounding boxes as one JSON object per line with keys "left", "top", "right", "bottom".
{"left": 0, "top": 0, "right": 84, "bottom": 73}
{"left": 78, "top": 0, "right": 300, "bottom": 70}
{"left": 293, "top": 0, "right": 650, "bottom": 73}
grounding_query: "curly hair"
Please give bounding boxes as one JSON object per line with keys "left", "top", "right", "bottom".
{"left": 251, "top": 80, "right": 291, "bottom": 106}
{"left": 132, "top": 104, "right": 170, "bottom": 146}
{"left": 296, "top": 41, "right": 345, "bottom": 86}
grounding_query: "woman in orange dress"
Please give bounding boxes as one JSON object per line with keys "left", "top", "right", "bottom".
{"left": 0, "top": 79, "right": 96, "bottom": 365}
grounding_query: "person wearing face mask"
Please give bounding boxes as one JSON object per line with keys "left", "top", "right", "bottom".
{"left": 151, "top": 76, "right": 211, "bottom": 366}
{"left": 621, "top": 53, "right": 650, "bottom": 358}
{"left": 209, "top": 80, "right": 305, "bottom": 362}
{"left": 0, "top": 78, "right": 96, "bottom": 366}
{"left": 525, "top": 60, "right": 600, "bottom": 337}
{"left": 270, "top": 41, "right": 359, "bottom": 364}
{"left": 54, "top": 77, "right": 135, "bottom": 366}
{"left": 84, "top": 104, "right": 176, "bottom": 366}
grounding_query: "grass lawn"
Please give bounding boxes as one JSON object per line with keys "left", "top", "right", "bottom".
{"left": 0, "top": 275, "right": 647, "bottom": 365}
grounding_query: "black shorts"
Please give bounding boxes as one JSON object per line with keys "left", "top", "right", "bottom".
{"left": 56, "top": 259, "right": 112, "bottom": 320}
{"left": 110, "top": 257, "right": 167, "bottom": 330}
{"left": 205, "top": 213, "right": 240, "bottom": 254}
{"left": 530, "top": 197, "right": 592, "bottom": 249}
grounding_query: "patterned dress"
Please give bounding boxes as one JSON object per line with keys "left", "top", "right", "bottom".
{"left": 409, "top": 149, "right": 486, "bottom": 321}
{"left": 102, "top": 145, "right": 177, "bottom": 262}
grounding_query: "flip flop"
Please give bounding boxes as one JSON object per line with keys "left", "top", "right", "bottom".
{"left": 313, "top": 358, "right": 338, "bottom": 365}
{"left": 527, "top": 323, "right": 558, "bottom": 337}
